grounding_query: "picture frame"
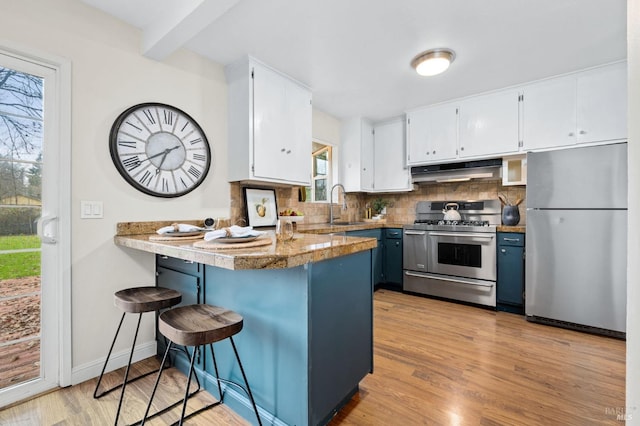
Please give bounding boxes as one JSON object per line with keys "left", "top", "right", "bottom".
{"left": 243, "top": 187, "right": 278, "bottom": 227}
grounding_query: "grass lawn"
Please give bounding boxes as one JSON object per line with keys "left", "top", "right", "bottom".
{"left": 0, "top": 235, "right": 41, "bottom": 280}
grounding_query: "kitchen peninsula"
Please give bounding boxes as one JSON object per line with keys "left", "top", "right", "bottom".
{"left": 114, "top": 221, "right": 376, "bottom": 426}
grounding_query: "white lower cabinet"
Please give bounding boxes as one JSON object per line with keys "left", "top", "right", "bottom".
{"left": 226, "top": 56, "right": 312, "bottom": 185}
{"left": 458, "top": 89, "right": 520, "bottom": 158}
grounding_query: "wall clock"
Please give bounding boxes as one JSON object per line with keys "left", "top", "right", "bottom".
{"left": 109, "top": 102, "right": 211, "bottom": 198}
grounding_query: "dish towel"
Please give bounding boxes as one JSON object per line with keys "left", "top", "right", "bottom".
{"left": 204, "top": 225, "right": 263, "bottom": 241}
{"left": 156, "top": 223, "right": 204, "bottom": 234}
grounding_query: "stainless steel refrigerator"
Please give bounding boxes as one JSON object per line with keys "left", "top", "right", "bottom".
{"left": 525, "top": 142, "right": 627, "bottom": 335}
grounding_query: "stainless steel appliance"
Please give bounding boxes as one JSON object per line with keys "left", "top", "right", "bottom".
{"left": 403, "top": 200, "right": 501, "bottom": 307}
{"left": 526, "top": 142, "right": 627, "bottom": 337}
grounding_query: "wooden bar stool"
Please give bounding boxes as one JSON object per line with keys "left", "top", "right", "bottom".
{"left": 93, "top": 286, "right": 182, "bottom": 426}
{"left": 140, "top": 304, "right": 262, "bottom": 426}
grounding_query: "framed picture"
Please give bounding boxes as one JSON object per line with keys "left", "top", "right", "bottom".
{"left": 243, "top": 187, "right": 278, "bottom": 227}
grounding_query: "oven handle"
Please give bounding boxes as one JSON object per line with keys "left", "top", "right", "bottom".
{"left": 427, "top": 232, "right": 495, "bottom": 240}
{"left": 404, "top": 230, "right": 427, "bottom": 235}
{"left": 404, "top": 271, "right": 494, "bottom": 288}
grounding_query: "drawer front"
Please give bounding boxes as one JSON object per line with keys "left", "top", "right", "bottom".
{"left": 156, "top": 254, "right": 200, "bottom": 275}
{"left": 497, "top": 232, "right": 524, "bottom": 247}
{"left": 384, "top": 228, "right": 402, "bottom": 239}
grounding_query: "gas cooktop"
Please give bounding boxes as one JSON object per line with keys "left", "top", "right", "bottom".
{"left": 405, "top": 199, "right": 501, "bottom": 233}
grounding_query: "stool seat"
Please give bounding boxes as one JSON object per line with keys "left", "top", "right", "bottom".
{"left": 159, "top": 304, "right": 243, "bottom": 347}
{"left": 114, "top": 286, "right": 182, "bottom": 313}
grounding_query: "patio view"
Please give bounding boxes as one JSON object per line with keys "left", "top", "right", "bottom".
{"left": 0, "top": 66, "right": 44, "bottom": 390}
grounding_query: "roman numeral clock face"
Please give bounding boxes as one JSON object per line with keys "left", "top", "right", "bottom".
{"left": 109, "top": 103, "right": 211, "bottom": 197}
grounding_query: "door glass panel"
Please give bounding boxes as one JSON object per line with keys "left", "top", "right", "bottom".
{"left": 437, "top": 242, "right": 481, "bottom": 268}
{"left": 0, "top": 66, "right": 43, "bottom": 390}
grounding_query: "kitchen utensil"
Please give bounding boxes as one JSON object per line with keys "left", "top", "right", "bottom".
{"left": 442, "top": 202, "right": 461, "bottom": 221}
{"left": 498, "top": 194, "right": 508, "bottom": 206}
{"left": 513, "top": 198, "right": 524, "bottom": 206}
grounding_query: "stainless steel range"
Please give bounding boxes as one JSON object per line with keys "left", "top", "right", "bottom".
{"left": 403, "top": 200, "right": 501, "bottom": 307}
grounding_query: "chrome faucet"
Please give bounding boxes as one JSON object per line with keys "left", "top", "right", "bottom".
{"left": 330, "top": 183, "right": 347, "bottom": 224}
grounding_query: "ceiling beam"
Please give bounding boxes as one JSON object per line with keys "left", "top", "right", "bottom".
{"left": 142, "top": 0, "right": 239, "bottom": 60}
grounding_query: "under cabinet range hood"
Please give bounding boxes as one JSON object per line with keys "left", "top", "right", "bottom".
{"left": 410, "top": 158, "right": 502, "bottom": 184}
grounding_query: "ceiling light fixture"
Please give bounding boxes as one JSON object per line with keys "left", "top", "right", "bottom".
{"left": 411, "top": 48, "right": 456, "bottom": 76}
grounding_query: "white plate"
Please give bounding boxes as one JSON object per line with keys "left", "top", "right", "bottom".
{"left": 212, "top": 235, "right": 259, "bottom": 244}
{"left": 162, "top": 231, "right": 204, "bottom": 237}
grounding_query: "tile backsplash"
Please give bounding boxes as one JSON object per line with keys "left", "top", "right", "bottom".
{"left": 230, "top": 181, "right": 526, "bottom": 226}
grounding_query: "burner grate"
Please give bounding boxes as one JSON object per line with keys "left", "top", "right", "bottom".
{"left": 414, "top": 219, "right": 490, "bottom": 227}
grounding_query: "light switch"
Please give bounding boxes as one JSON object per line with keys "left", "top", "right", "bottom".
{"left": 81, "top": 201, "right": 104, "bottom": 219}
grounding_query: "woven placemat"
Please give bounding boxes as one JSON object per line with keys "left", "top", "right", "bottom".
{"left": 149, "top": 234, "right": 205, "bottom": 242}
{"left": 192, "top": 237, "right": 273, "bottom": 250}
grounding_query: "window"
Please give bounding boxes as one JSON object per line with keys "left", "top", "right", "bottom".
{"left": 305, "top": 143, "right": 332, "bottom": 202}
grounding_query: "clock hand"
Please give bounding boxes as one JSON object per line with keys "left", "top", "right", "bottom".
{"left": 156, "top": 151, "right": 170, "bottom": 173}
{"left": 145, "top": 145, "right": 182, "bottom": 162}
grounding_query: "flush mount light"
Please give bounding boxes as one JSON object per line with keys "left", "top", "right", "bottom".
{"left": 411, "top": 48, "right": 456, "bottom": 76}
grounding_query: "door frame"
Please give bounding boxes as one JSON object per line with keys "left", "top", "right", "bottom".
{"left": 0, "top": 41, "right": 71, "bottom": 405}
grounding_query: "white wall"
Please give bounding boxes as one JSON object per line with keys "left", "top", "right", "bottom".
{"left": 1, "top": 0, "right": 230, "bottom": 380}
{"left": 627, "top": 1, "right": 639, "bottom": 423}
{"left": 312, "top": 108, "right": 341, "bottom": 146}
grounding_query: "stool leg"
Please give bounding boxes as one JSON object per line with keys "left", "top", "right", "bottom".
{"left": 229, "top": 336, "right": 262, "bottom": 426}
{"left": 140, "top": 340, "right": 173, "bottom": 426}
{"left": 208, "top": 343, "right": 223, "bottom": 402}
{"left": 114, "top": 313, "right": 143, "bottom": 426}
{"left": 178, "top": 344, "right": 199, "bottom": 426}
{"left": 94, "top": 312, "right": 126, "bottom": 399}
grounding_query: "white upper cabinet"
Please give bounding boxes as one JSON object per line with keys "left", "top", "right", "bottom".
{"left": 373, "top": 119, "right": 411, "bottom": 192}
{"left": 576, "top": 62, "right": 627, "bottom": 144}
{"left": 521, "top": 74, "right": 577, "bottom": 150}
{"left": 458, "top": 89, "right": 520, "bottom": 158}
{"left": 340, "top": 118, "right": 374, "bottom": 192}
{"left": 522, "top": 61, "right": 627, "bottom": 150}
{"left": 225, "top": 57, "right": 312, "bottom": 185}
{"left": 406, "top": 103, "right": 458, "bottom": 165}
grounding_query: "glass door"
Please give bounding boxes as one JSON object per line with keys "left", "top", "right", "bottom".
{"left": 0, "top": 50, "right": 65, "bottom": 405}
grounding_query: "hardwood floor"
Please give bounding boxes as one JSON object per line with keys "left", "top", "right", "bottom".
{"left": 0, "top": 289, "right": 625, "bottom": 425}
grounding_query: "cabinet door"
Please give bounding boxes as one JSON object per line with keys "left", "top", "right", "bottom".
{"left": 406, "top": 104, "right": 458, "bottom": 164}
{"left": 577, "top": 62, "right": 627, "bottom": 144}
{"left": 252, "top": 62, "right": 311, "bottom": 184}
{"left": 373, "top": 120, "right": 410, "bottom": 191}
{"left": 383, "top": 233, "right": 403, "bottom": 286}
{"left": 458, "top": 90, "right": 519, "bottom": 157}
{"left": 360, "top": 121, "right": 375, "bottom": 191}
{"left": 522, "top": 74, "right": 577, "bottom": 150}
{"left": 497, "top": 245, "right": 524, "bottom": 307}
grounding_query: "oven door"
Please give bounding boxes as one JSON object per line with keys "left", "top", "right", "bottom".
{"left": 403, "top": 229, "right": 428, "bottom": 272}
{"left": 427, "top": 231, "right": 496, "bottom": 281}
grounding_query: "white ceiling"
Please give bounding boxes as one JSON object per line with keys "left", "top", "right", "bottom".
{"left": 81, "top": 0, "right": 627, "bottom": 122}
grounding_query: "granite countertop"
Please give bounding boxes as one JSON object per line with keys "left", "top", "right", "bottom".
{"left": 115, "top": 221, "right": 377, "bottom": 270}
{"left": 296, "top": 221, "right": 406, "bottom": 234}
{"left": 497, "top": 225, "right": 526, "bottom": 233}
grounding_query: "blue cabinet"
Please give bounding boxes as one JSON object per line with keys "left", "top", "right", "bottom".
{"left": 497, "top": 232, "right": 525, "bottom": 314}
{"left": 156, "top": 255, "right": 204, "bottom": 370}
{"left": 347, "top": 229, "right": 383, "bottom": 285}
{"left": 383, "top": 228, "right": 403, "bottom": 288}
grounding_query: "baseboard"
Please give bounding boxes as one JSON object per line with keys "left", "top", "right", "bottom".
{"left": 71, "top": 341, "right": 157, "bottom": 385}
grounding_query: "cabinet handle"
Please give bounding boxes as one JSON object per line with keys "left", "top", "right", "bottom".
{"left": 160, "top": 255, "right": 169, "bottom": 259}
{"left": 281, "top": 148, "right": 286, "bottom": 152}
{"left": 460, "top": 147, "right": 464, "bottom": 151}
{"left": 501, "top": 248, "right": 507, "bottom": 253}
{"left": 579, "top": 130, "right": 586, "bottom": 135}
{"left": 433, "top": 150, "right": 436, "bottom": 154}
{"left": 395, "top": 241, "right": 400, "bottom": 247}
{"left": 183, "top": 260, "right": 194, "bottom": 264}
{"left": 568, "top": 132, "right": 574, "bottom": 137}
{"left": 426, "top": 151, "right": 430, "bottom": 155}
{"left": 286, "top": 150, "right": 291, "bottom": 154}
{"left": 503, "top": 237, "right": 520, "bottom": 242}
